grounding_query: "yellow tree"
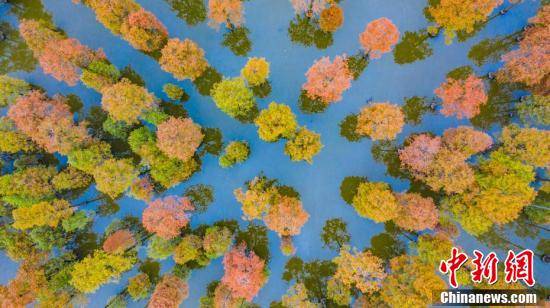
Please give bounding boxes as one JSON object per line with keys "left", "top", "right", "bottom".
{"left": 351, "top": 181, "right": 400, "bottom": 223}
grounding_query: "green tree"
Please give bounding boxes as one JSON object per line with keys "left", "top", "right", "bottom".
{"left": 0, "top": 75, "right": 30, "bottom": 107}
{"left": 321, "top": 218, "right": 350, "bottom": 251}
{"left": 219, "top": 141, "right": 250, "bottom": 168}
{"left": 210, "top": 78, "right": 257, "bottom": 121}
{"left": 284, "top": 128, "right": 323, "bottom": 163}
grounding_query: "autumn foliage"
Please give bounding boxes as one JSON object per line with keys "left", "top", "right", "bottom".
{"left": 208, "top": 0, "right": 244, "bottom": 28}
{"left": 434, "top": 74, "right": 488, "bottom": 119}
{"left": 356, "top": 102, "right": 405, "bottom": 141}
{"left": 101, "top": 79, "right": 157, "bottom": 124}
{"left": 359, "top": 18, "right": 400, "bottom": 59}
{"left": 221, "top": 244, "right": 267, "bottom": 301}
{"left": 148, "top": 274, "right": 189, "bottom": 308}
{"left": 303, "top": 55, "right": 353, "bottom": 104}
{"left": 142, "top": 196, "right": 195, "bottom": 239}
{"left": 120, "top": 9, "right": 168, "bottom": 52}
{"left": 156, "top": 117, "right": 204, "bottom": 162}
{"left": 319, "top": 5, "right": 344, "bottom": 32}
{"left": 333, "top": 247, "right": 386, "bottom": 294}
{"left": 394, "top": 193, "right": 439, "bottom": 231}
{"left": 8, "top": 91, "right": 90, "bottom": 154}
{"left": 160, "top": 38, "right": 209, "bottom": 81}
{"left": 103, "top": 229, "right": 136, "bottom": 254}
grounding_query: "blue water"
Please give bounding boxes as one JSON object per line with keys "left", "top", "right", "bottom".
{"left": 0, "top": 0, "right": 546, "bottom": 306}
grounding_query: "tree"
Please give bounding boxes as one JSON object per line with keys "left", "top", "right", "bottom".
{"left": 434, "top": 74, "right": 487, "bottom": 119}
{"left": 500, "top": 125, "right": 550, "bottom": 168}
{"left": 173, "top": 234, "right": 203, "bottom": 264}
{"left": 423, "top": 148, "right": 475, "bottom": 194}
{"left": 356, "top": 102, "right": 405, "bottom": 140}
{"left": 142, "top": 196, "right": 195, "bottom": 239}
{"left": 0, "top": 75, "right": 30, "bottom": 107}
{"left": 160, "top": 38, "right": 208, "bottom": 80}
{"left": 427, "top": 0, "right": 503, "bottom": 44}
{"left": 416, "top": 233, "right": 454, "bottom": 266}
{"left": 39, "top": 38, "right": 104, "bottom": 86}
{"left": 255, "top": 102, "right": 298, "bottom": 142}
{"left": 219, "top": 141, "right": 250, "bottom": 168}
{"left": 52, "top": 166, "right": 92, "bottom": 191}
{"left": 264, "top": 195, "right": 309, "bottom": 237}
{"left": 497, "top": 6, "right": 549, "bottom": 93}
{"left": 12, "top": 199, "right": 74, "bottom": 230}
{"left": 517, "top": 95, "right": 550, "bottom": 126}
{"left": 208, "top": 0, "right": 243, "bottom": 28}
{"left": 70, "top": 250, "right": 135, "bottom": 293}
{"left": 441, "top": 126, "right": 492, "bottom": 157}
{"left": 234, "top": 176, "right": 279, "bottom": 220}
{"left": 284, "top": 128, "right": 323, "bottom": 163}
{"left": 156, "top": 116, "right": 204, "bottom": 161}
{"left": 8, "top": 91, "right": 90, "bottom": 154}
{"left": 128, "top": 273, "right": 151, "bottom": 300}
{"left": 85, "top": 0, "right": 141, "bottom": 34}
{"left": 359, "top": 17, "right": 400, "bottom": 59}
{"left": 399, "top": 134, "right": 442, "bottom": 175}
{"left": 92, "top": 158, "right": 138, "bottom": 199}
{"left": 0, "top": 166, "right": 57, "bottom": 206}
{"left": 210, "top": 77, "right": 257, "bottom": 120}
{"left": 203, "top": 226, "right": 233, "bottom": 259}
{"left": 281, "top": 283, "right": 317, "bottom": 308}
{"left": 380, "top": 255, "right": 446, "bottom": 307}
{"left": 120, "top": 8, "right": 168, "bottom": 52}
{"left": 221, "top": 244, "right": 267, "bottom": 301}
{"left": 147, "top": 235, "right": 178, "bottom": 260}
{"left": 18, "top": 19, "right": 64, "bottom": 54}
{"left": 394, "top": 193, "right": 438, "bottom": 231}
{"left": 103, "top": 229, "right": 136, "bottom": 254}
{"left": 0, "top": 117, "right": 36, "bottom": 153}
{"left": 302, "top": 55, "right": 352, "bottom": 104}
{"left": 241, "top": 57, "right": 270, "bottom": 86}
{"left": 129, "top": 176, "right": 154, "bottom": 201}
{"left": 321, "top": 218, "right": 350, "bottom": 251}
{"left": 81, "top": 60, "right": 121, "bottom": 91}
{"left": 163, "top": 83, "right": 187, "bottom": 101}
{"left": 332, "top": 247, "right": 386, "bottom": 294}
{"left": 101, "top": 79, "right": 157, "bottom": 124}
{"left": 290, "top": 0, "right": 327, "bottom": 16}
{"left": 68, "top": 141, "right": 113, "bottom": 174}
{"left": 319, "top": 5, "right": 344, "bottom": 32}
{"left": 148, "top": 274, "right": 189, "bottom": 308}
{"left": 352, "top": 182, "right": 400, "bottom": 223}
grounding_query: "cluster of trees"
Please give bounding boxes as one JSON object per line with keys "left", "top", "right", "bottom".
{"left": 288, "top": 0, "right": 345, "bottom": 49}
{"left": 234, "top": 175, "right": 310, "bottom": 255}
{"left": 299, "top": 17, "right": 399, "bottom": 113}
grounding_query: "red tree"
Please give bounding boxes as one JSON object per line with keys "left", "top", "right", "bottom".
{"left": 8, "top": 91, "right": 90, "bottom": 154}
{"left": 394, "top": 193, "right": 439, "bottom": 231}
{"left": 121, "top": 8, "right": 169, "bottom": 52}
{"left": 434, "top": 74, "right": 488, "bottom": 119}
{"left": 148, "top": 274, "right": 189, "bottom": 308}
{"left": 264, "top": 195, "right": 309, "bottom": 237}
{"left": 103, "top": 229, "right": 136, "bottom": 254}
{"left": 302, "top": 55, "right": 353, "bottom": 104}
{"left": 142, "top": 196, "right": 194, "bottom": 239}
{"left": 221, "top": 244, "right": 267, "bottom": 301}
{"left": 442, "top": 126, "right": 492, "bottom": 156}
{"left": 398, "top": 134, "right": 442, "bottom": 175}
{"left": 156, "top": 117, "right": 204, "bottom": 162}
{"left": 208, "top": 0, "right": 243, "bottom": 28}
{"left": 359, "top": 18, "right": 400, "bottom": 59}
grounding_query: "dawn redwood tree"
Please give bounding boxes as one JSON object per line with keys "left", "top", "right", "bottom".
{"left": 142, "top": 196, "right": 195, "bottom": 239}
{"left": 319, "top": 5, "right": 344, "bottom": 32}
{"left": 394, "top": 193, "right": 439, "bottom": 231}
{"left": 500, "top": 124, "right": 550, "bottom": 168}
{"left": 148, "top": 274, "right": 189, "bottom": 308}
{"left": 210, "top": 77, "right": 257, "bottom": 119}
{"left": 441, "top": 126, "right": 493, "bottom": 157}
{"left": 284, "top": 127, "right": 323, "bottom": 163}
{"left": 208, "top": 0, "right": 243, "bottom": 28}
{"left": 101, "top": 79, "right": 157, "bottom": 124}
{"left": 0, "top": 75, "right": 30, "bottom": 107}
{"left": 332, "top": 247, "right": 386, "bottom": 294}
{"left": 398, "top": 134, "right": 442, "bottom": 175}
{"left": 241, "top": 57, "right": 270, "bottom": 86}
{"left": 255, "top": 102, "right": 298, "bottom": 142}
{"left": 434, "top": 74, "right": 488, "bottom": 119}
{"left": 290, "top": 0, "right": 327, "bottom": 16}
{"left": 497, "top": 5, "right": 549, "bottom": 94}
{"left": 355, "top": 102, "right": 405, "bottom": 141}
{"left": 173, "top": 234, "right": 202, "bottom": 264}
{"left": 70, "top": 250, "right": 135, "bottom": 293}
{"left": 160, "top": 38, "right": 209, "bottom": 80}
{"left": 428, "top": 0, "right": 503, "bottom": 44}
{"left": 352, "top": 181, "right": 400, "bottom": 223}
{"left": 85, "top": 0, "right": 140, "bottom": 34}
{"left": 203, "top": 226, "right": 233, "bottom": 259}
{"left": 221, "top": 244, "right": 267, "bottom": 301}
{"left": 381, "top": 255, "right": 446, "bottom": 306}
{"left": 103, "top": 229, "right": 136, "bottom": 254}
{"left": 359, "top": 17, "right": 400, "bottom": 59}
{"left": 92, "top": 158, "right": 138, "bottom": 199}
{"left": 264, "top": 195, "right": 310, "bottom": 237}
{"left": 120, "top": 8, "right": 168, "bottom": 52}
{"left": 8, "top": 91, "right": 90, "bottom": 154}
{"left": 12, "top": 199, "right": 73, "bottom": 230}
{"left": 127, "top": 273, "right": 151, "bottom": 300}
{"left": 302, "top": 55, "right": 353, "bottom": 104}
{"left": 156, "top": 116, "right": 204, "bottom": 161}
{"left": 423, "top": 148, "right": 475, "bottom": 194}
